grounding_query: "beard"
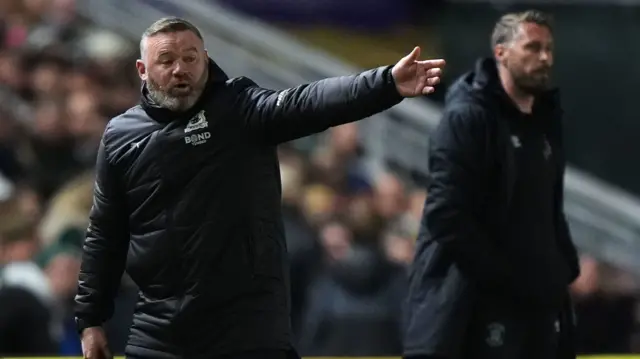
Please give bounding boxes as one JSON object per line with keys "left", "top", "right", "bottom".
{"left": 510, "top": 66, "right": 552, "bottom": 95}
{"left": 147, "top": 70, "right": 208, "bottom": 112}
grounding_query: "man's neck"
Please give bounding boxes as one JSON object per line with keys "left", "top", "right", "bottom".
{"left": 498, "top": 66, "right": 534, "bottom": 114}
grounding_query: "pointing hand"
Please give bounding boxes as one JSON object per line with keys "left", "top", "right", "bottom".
{"left": 392, "top": 46, "right": 446, "bottom": 97}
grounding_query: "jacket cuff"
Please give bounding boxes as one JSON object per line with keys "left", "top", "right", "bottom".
{"left": 383, "top": 65, "right": 404, "bottom": 102}
{"left": 75, "top": 316, "right": 103, "bottom": 335}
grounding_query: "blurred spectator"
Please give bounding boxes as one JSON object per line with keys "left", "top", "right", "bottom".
{"left": 299, "top": 219, "right": 406, "bottom": 356}
{"left": 310, "top": 123, "right": 368, "bottom": 193}
{"left": 279, "top": 148, "right": 322, "bottom": 338}
{"left": 342, "top": 190, "right": 376, "bottom": 238}
{"left": 40, "top": 242, "right": 82, "bottom": 355}
{"left": 373, "top": 172, "right": 407, "bottom": 221}
{"left": 0, "top": 50, "right": 26, "bottom": 92}
{"left": 381, "top": 221, "right": 415, "bottom": 267}
{"left": 38, "top": 171, "right": 93, "bottom": 248}
{"left": 407, "top": 188, "right": 427, "bottom": 221}
{"left": 572, "top": 254, "right": 638, "bottom": 355}
{"left": 0, "top": 0, "right": 137, "bottom": 355}
{"left": 0, "top": 209, "right": 57, "bottom": 355}
{"left": 0, "top": 110, "right": 26, "bottom": 183}
{"left": 300, "top": 183, "right": 338, "bottom": 227}
{"left": 29, "top": 56, "right": 67, "bottom": 98}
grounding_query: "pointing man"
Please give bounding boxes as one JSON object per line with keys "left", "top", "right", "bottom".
{"left": 75, "top": 17, "right": 445, "bottom": 359}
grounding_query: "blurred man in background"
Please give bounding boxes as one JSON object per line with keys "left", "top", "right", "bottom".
{"left": 403, "top": 10, "right": 579, "bottom": 359}
{"left": 299, "top": 218, "right": 406, "bottom": 356}
{"left": 0, "top": 211, "right": 57, "bottom": 356}
{"left": 571, "top": 255, "right": 637, "bottom": 354}
{"left": 75, "top": 16, "right": 445, "bottom": 359}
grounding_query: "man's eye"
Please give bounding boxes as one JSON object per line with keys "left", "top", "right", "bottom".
{"left": 525, "top": 43, "right": 542, "bottom": 52}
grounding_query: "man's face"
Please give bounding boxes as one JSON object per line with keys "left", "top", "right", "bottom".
{"left": 136, "top": 30, "right": 208, "bottom": 111}
{"left": 497, "top": 22, "right": 554, "bottom": 94}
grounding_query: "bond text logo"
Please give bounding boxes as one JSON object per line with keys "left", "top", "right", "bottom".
{"left": 184, "top": 110, "right": 210, "bottom": 146}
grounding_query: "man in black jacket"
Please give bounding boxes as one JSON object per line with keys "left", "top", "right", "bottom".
{"left": 75, "top": 17, "right": 444, "bottom": 359}
{"left": 403, "top": 10, "right": 580, "bottom": 359}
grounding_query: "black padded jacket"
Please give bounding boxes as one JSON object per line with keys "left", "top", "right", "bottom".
{"left": 74, "top": 59, "right": 403, "bottom": 359}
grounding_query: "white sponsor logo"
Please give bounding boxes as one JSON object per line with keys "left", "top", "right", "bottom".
{"left": 184, "top": 110, "right": 210, "bottom": 146}
{"left": 184, "top": 110, "right": 208, "bottom": 133}
{"left": 185, "top": 132, "right": 211, "bottom": 146}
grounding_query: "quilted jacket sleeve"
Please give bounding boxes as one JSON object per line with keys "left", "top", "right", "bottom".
{"left": 233, "top": 66, "right": 404, "bottom": 144}
{"left": 74, "top": 124, "right": 130, "bottom": 333}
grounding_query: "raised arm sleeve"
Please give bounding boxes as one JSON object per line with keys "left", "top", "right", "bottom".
{"left": 233, "top": 66, "right": 403, "bottom": 144}
{"left": 75, "top": 129, "right": 130, "bottom": 333}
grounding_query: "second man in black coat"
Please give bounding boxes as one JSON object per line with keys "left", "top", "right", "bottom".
{"left": 404, "top": 10, "right": 580, "bottom": 359}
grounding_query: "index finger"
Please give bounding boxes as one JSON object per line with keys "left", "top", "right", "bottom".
{"left": 418, "top": 59, "right": 446, "bottom": 68}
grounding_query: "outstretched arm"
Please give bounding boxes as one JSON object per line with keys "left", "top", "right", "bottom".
{"left": 234, "top": 66, "right": 403, "bottom": 144}
{"left": 234, "top": 47, "right": 444, "bottom": 144}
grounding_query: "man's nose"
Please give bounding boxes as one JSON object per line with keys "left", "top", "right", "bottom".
{"left": 172, "top": 60, "right": 186, "bottom": 76}
{"left": 540, "top": 50, "right": 552, "bottom": 63}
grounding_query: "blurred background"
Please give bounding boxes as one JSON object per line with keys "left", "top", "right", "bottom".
{"left": 1, "top": 0, "right": 640, "bottom": 357}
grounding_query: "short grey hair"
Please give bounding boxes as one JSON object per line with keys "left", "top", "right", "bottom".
{"left": 140, "top": 17, "right": 204, "bottom": 58}
{"left": 491, "top": 10, "right": 553, "bottom": 49}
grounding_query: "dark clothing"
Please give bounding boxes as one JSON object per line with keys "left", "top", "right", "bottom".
{"left": 0, "top": 143, "right": 24, "bottom": 181}
{"left": 75, "top": 58, "right": 403, "bottom": 359}
{"left": 104, "top": 285, "right": 138, "bottom": 355}
{"left": 403, "top": 58, "right": 580, "bottom": 359}
{"left": 29, "top": 135, "right": 84, "bottom": 201}
{"left": 461, "top": 294, "right": 560, "bottom": 359}
{"left": 299, "top": 246, "right": 405, "bottom": 356}
{"left": 0, "top": 286, "right": 57, "bottom": 356}
{"left": 507, "top": 113, "right": 569, "bottom": 299}
{"left": 508, "top": 113, "right": 557, "bottom": 256}
{"left": 281, "top": 204, "right": 320, "bottom": 340}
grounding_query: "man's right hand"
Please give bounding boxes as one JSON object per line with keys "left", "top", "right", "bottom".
{"left": 81, "top": 327, "right": 112, "bottom": 359}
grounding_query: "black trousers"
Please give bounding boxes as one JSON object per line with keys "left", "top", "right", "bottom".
{"left": 461, "top": 296, "right": 560, "bottom": 359}
{"left": 408, "top": 298, "right": 560, "bottom": 359}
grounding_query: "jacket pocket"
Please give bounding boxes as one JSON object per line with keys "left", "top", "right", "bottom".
{"left": 246, "top": 221, "right": 282, "bottom": 279}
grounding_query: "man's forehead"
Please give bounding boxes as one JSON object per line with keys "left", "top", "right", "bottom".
{"left": 517, "top": 22, "right": 553, "bottom": 42}
{"left": 146, "top": 31, "right": 203, "bottom": 53}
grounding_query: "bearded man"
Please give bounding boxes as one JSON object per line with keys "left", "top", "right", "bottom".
{"left": 403, "top": 10, "right": 580, "bottom": 359}
{"left": 74, "top": 16, "right": 445, "bottom": 359}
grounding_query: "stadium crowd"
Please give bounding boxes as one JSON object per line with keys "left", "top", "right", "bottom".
{"left": 0, "top": 0, "right": 638, "bottom": 356}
